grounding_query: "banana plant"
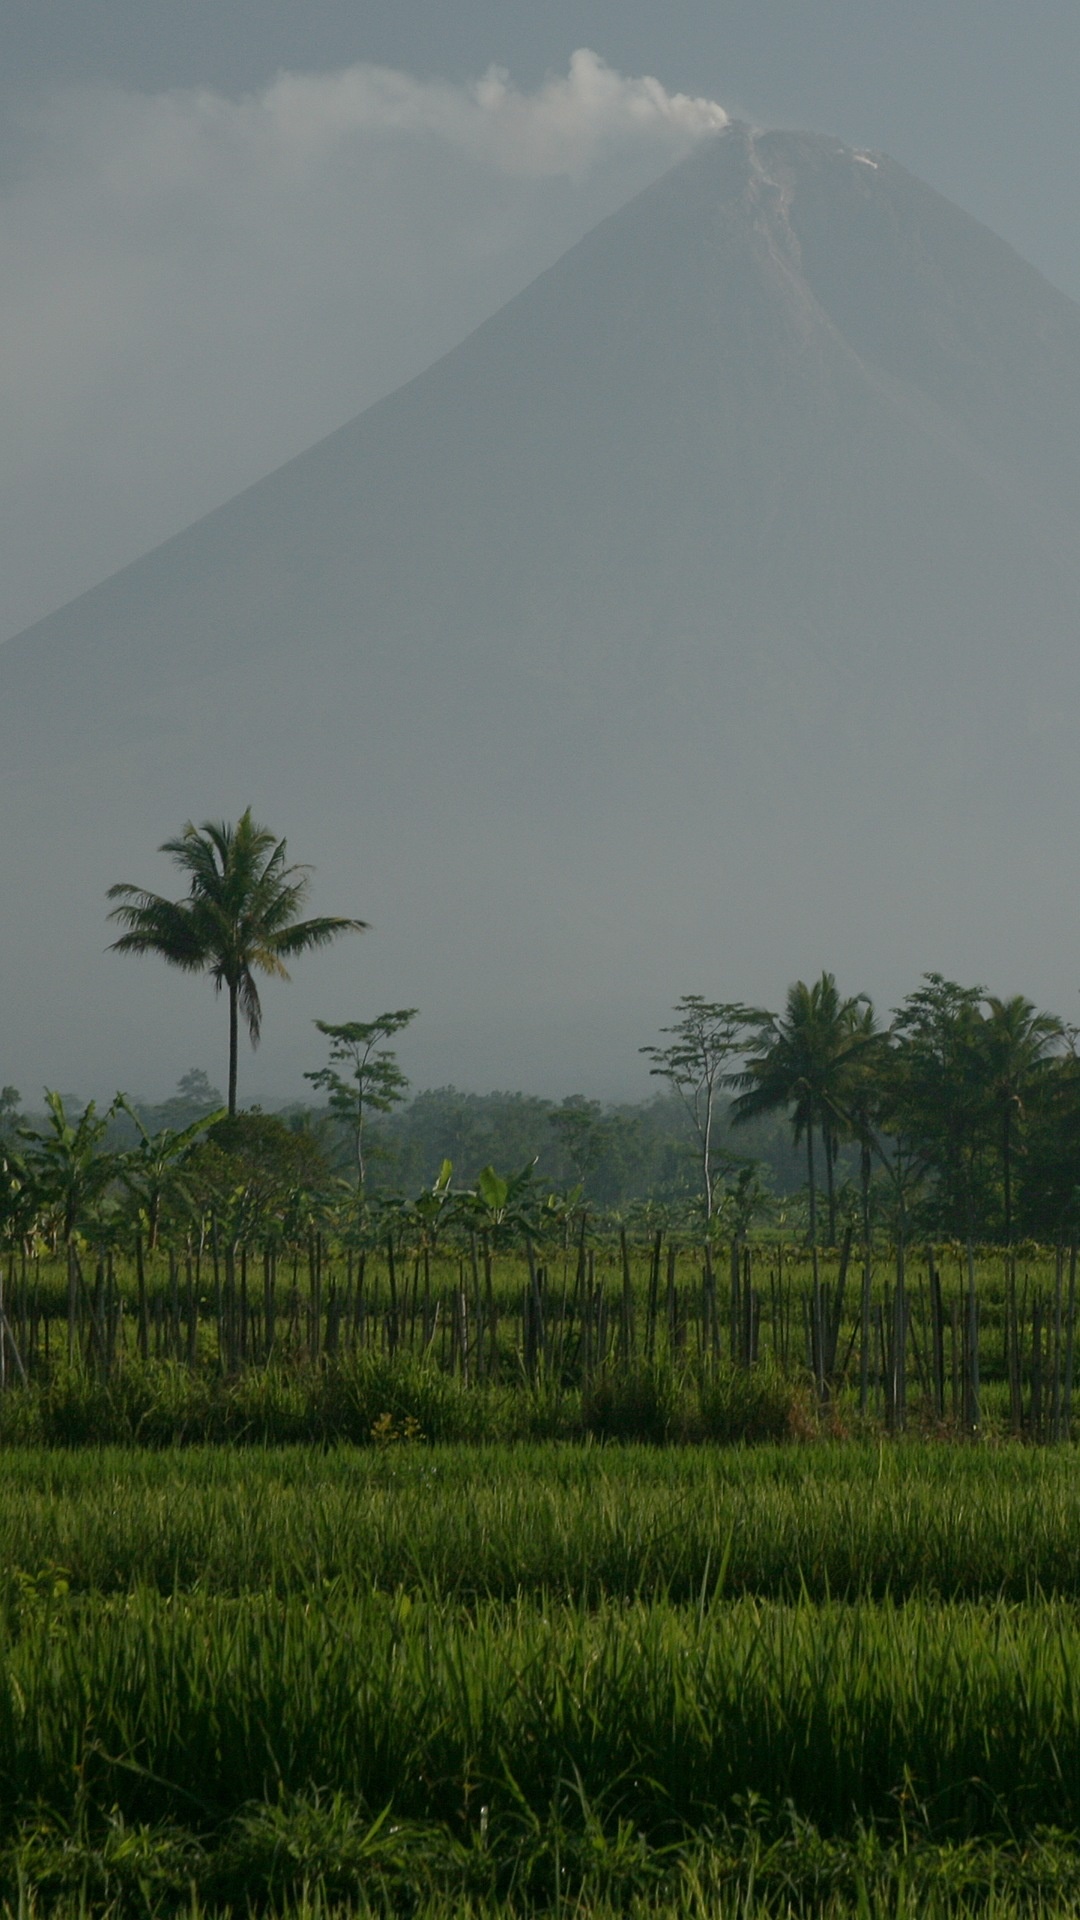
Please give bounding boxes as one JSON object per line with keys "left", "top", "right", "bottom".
{"left": 401, "top": 1158, "right": 456, "bottom": 1250}
{"left": 115, "top": 1096, "right": 227, "bottom": 1249}
{"left": 0, "top": 1140, "right": 37, "bottom": 1253}
{"left": 18, "top": 1091, "right": 123, "bottom": 1244}
{"left": 458, "top": 1160, "right": 579, "bottom": 1248}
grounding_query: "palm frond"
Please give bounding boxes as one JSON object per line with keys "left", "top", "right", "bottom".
{"left": 106, "top": 893, "right": 208, "bottom": 970}
{"left": 271, "top": 914, "right": 368, "bottom": 957}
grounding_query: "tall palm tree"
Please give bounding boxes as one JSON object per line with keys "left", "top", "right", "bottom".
{"left": 982, "top": 994, "right": 1064, "bottom": 1244}
{"left": 107, "top": 810, "right": 366, "bottom": 1115}
{"left": 730, "top": 972, "right": 874, "bottom": 1254}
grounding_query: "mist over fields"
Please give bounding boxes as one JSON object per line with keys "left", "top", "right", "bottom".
{"left": 3, "top": 123, "right": 1080, "bottom": 1103}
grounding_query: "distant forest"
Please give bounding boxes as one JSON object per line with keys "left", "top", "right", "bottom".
{"left": 2, "top": 1077, "right": 804, "bottom": 1226}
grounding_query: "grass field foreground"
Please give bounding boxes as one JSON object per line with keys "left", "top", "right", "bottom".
{"left": 2, "top": 1443, "right": 1080, "bottom": 1914}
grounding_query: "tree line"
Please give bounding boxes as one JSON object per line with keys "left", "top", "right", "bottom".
{"left": 660, "top": 973, "right": 1079, "bottom": 1248}
{"left": 336, "top": 976, "right": 1080, "bottom": 1247}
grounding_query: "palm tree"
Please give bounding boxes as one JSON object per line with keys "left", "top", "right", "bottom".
{"left": 982, "top": 994, "right": 1064, "bottom": 1243}
{"left": 107, "top": 810, "right": 366, "bottom": 1115}
{"left": 730, "top": 973, "right": 874, "bottom": 1255}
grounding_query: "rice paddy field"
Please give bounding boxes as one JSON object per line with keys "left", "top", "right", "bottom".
{"left": 3, "top": 1441, "right": 1080, "bottom": 1917}
{"left": 2, "top": 1234, "right": 1080, "bottom": 1913}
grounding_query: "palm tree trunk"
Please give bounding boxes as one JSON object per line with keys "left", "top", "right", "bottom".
{"left": 860, "top": 1137, "right": 872, "bottom": 1250}
{"left": 824, "top": 1119, "right": 837, "bottom": 1247}
{"left": 1003, "top": 1108, "right": 1013, "bottom": 1246}
{"left": 702, "top": 1084, "right": 714, "bottom": 1220}
{"left": 228, "top": 984, "right": 239, "bottom": 1117}
{"left": 859, "top": 1135, "right": 872, "bottom": 1415}
{"left": 806, "top": 1124, "right": 819, "bottom": 1289}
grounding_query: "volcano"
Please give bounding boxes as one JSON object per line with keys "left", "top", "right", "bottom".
{"left": 4, "top": 125, "right": 1080, "bottom": 1097}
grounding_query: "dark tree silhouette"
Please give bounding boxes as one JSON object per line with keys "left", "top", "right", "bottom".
{"left": 982, "top": 995, "right": 1064, "bottom": 1244}
{"left": 731, "top": 973, "right": 873, "bottom": 1254}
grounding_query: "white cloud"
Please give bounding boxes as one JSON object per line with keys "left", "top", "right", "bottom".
{"left": 0, "top": 51, "right": 725, "bottom": 637}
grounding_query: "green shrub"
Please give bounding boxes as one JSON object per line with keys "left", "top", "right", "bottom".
{"left": 582, "top": 1363, "right": 680, "bottom": 1443}
{"left": 693, "top": 1364, "right": 809, "bottom": 1444}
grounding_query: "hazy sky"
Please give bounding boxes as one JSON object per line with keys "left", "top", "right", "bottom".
{"left": 3, "top": 1, "right": 1080, "bottom": 641}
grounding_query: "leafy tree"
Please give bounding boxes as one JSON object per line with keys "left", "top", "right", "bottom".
{"left": 885, "top": 985, "right": 1065, "bottom": 1241}
{"left": 304, "top": 1010, "right": 417, "bottom": 1191}
{"left": 731, "top": 974, "right": 874, "bottom": 1251}
{"left": 107, "top": 809, "right": 366, "bottom": 1116}
{"left": 177, "top": 1068, "right": 220, "bottom": 1107}
{"left": 361, "top": 1084, "right": 796, "bottom": 1214}
{"left": 0, "top": 1088, "right": 21, "bottom": 1140}
{"left": 0, "top": 1092, "right": 26, "bottom": 1246}
{"left": 641, "top": 998, "right": 768, "bottom": 1218}
{"left": 590, "top": 1105, "right": 670, "bottom": 1210}
{"left": 548, "top": 1097, "right": 610, "bottom": 1195}
{"left": 1013, "top": 1037, "right": 1080, "bottom": 1240}
{"left": 183, "top": 1112, "right": 333, "bottom": 1246}
{"left": 146, "top": 1069, "right": 225, "bottom": 1133}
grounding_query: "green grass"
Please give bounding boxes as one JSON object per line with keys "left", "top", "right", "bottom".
{"left": 0, "top": 1354, "right": 810, "bottom": 1450}
{"left": 6, "top": 1441, "right": 1080, "bottom": 1914}
{"left": 13, "top": 1583, "right": 1080, "bottom": 1836}
{"left": 12, "top": 1827, "right": 1080, "bottom": 1919}
{"left": 14, "top": 1831, "right": 1080, "bottom": 1917}
{"left": 6, "top": 1584, "right": 1080, "bottom": 1910}
{"left": 2, "top": 1439, "right": 1080, "bottom": 1603}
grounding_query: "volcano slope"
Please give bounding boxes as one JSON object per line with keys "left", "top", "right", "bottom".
{"left": 3, "top": 125, "right": 1080, "bottom": 1094}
